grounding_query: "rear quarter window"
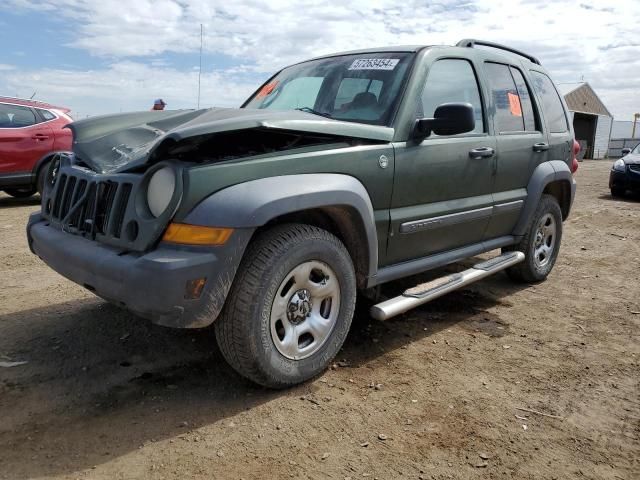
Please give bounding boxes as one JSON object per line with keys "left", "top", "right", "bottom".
{"left": 529, "top": 71, "right": 568, "bottom": 133}
{"left": 37, "top": 109, "right": 57, "bottom": 121}
{"left": 509, "top": 67, "right": 537, "bottom": 131}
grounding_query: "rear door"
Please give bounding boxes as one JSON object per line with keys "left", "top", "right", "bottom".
{"left": 387, "top": 57, "right": 496, "bottom": 264}
{"left": 483, "top": 62, "right": 547, "bottom": 238}
{"left": 528, "top": 71, "right": 573, "bottom": 165}
{"left": 0, "top": 103, "right": 54, "bottom": 174}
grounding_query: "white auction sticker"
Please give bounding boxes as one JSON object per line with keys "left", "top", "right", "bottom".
{"left": 348, "top": 58, "right": 400, "bottom": 71}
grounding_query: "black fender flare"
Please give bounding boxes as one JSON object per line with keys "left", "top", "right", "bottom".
{"left": 513, "top": 160, "right": 576, "bottom": 236}
{"left": 182, "top": 174, "right": 379, "bottom": 279}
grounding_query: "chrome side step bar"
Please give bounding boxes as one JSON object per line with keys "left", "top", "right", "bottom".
{"left": 370, "top": 251, "right": 525, "bottom": 321}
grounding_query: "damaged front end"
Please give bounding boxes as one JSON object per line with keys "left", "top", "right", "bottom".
{"left": 40, "top": 107, "right": 392, "bottom": 251}
{"left": 39, "top": 153, "right": 183, "bottom": 252}
{"left": 29, "top": 106, "right": 393, "bottom": 327}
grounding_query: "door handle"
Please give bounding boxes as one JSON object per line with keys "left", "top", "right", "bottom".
{"left": 469, "top": 147, "right": 495, "bottom": 159}
{"left": 533, "top": 142, "right": 549, "bottom": 152}
{"left": 31, "top": 133, "right": 49, "bottom": 140}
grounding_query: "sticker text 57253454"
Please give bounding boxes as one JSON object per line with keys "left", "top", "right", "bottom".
{"left": 348, "top": 58, "right": 400, "bottom": 71}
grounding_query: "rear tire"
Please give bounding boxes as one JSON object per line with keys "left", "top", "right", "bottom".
{"left": 4, "top": 187, "right": 36, "bottom": 198}
{"left": 503, "top": 194, "right": 563, "bottom": 283}
{"left": 214, "top": 223, "right": 357, "bottom": 388}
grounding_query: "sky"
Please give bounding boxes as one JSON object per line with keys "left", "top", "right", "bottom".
{"left": 0, "top": 0, "right": 638, "bottom": 120}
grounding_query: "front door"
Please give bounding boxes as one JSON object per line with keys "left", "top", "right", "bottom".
{"left": 387, "top": 58, "right": 496, "bottom": 265}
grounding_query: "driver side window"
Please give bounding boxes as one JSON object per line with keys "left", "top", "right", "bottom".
{"left": 419, "top": 59, "right": 485, "bottom": 134}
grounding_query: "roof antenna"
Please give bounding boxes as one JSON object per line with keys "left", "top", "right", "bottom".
{"left": 29, "top": 91, "right": 36, "bottom": 99}
{"left": 197, "top": 23, "right": 203, "bottom": 109}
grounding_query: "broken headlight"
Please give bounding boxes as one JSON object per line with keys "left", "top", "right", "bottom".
{"left": 147, "top": 166, "right": 176, "bottom": 217}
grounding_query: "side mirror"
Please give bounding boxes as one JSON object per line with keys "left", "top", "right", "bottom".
{"left": 413, "top": 102, "right": 475, "bottom": 139}
{"left": 621, "top": 148, "right": 631, "bottom": 156}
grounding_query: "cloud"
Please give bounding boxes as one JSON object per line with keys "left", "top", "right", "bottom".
{"left": 0, "top": 64, "right": 16, "bottom": 71}
{"left": 1, "top": 62, "right": 260, "bottom": 117}
{"left": 1, "top": 0, "right": 639, "bottom": 119}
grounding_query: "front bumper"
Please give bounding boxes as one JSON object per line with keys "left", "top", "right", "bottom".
{"left": 609, "top": 169, "right": 640, "bottom": 192}
{"left": 27, "top": 213, "right": 251, "bottom": 328}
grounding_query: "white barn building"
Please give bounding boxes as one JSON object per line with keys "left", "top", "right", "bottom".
{"left": 558, "top": 82, "right": 613, "bottom": 159}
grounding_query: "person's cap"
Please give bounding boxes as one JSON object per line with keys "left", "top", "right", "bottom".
{"left": 154, "top": 99, "right": 166, "bottom": 105}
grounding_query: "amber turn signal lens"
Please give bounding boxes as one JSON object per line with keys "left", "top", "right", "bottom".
{"left": 162, "top": 223, "right": 233, "bottom": 246}
{"left": 185, "top": 277, "right": 207, "bottom": 299}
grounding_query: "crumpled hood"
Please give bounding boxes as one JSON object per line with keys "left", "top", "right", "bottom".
{"left": 68, "top": 108, "right": 394, "bottom": 173}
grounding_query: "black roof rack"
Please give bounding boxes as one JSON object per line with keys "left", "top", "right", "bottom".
{"left": 456, "top": 39, "right": 541, "bottom": 65}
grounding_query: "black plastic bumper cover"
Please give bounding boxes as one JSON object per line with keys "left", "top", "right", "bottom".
{"left": 610, "top": 170, "right": 640, "bottom": 191}
{"left": 27, "top": 213, "right": 251, "bottom": 328}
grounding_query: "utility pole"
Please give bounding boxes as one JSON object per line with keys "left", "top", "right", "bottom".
{"left": 632, "top": 113, "right": 640, "bottom": 139}
{"left": 197, "top": 23, "right": 203, "bottom": 109}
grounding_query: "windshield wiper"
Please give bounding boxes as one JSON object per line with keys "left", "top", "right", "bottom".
{"left": 295, "top": 107, "right": 333, "bottom": 119}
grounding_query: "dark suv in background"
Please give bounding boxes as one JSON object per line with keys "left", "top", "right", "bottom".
{"left": 610, "top": 143, "right": 640, "bottom": 197}
{"left": 0, "top": 97, "right": 73, "bottom": 198}
{"left": 28, "top": 39, "right": 578, "bottom": 388}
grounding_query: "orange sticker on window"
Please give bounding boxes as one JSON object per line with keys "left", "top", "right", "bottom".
{"left": 256, "top": 81, "right": 279, "bottom": 98}
{"left": 507, "top": 92, "right": 522, "bottom": 117}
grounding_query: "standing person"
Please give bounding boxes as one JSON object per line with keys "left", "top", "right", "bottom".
{"left": 151, "top": 99, "right": 166, "bottom": 111}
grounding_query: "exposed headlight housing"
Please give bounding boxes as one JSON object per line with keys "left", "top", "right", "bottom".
{"left": 147, "top": 166, "right": 176, "bottom": 217}
{"left": 612, "top": 159, "right": 626, "bottom": 172}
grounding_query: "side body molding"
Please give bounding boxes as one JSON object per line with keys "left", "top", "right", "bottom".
{"left": 513, "top": 160, "right": 575, "bottom": 236}
{"left": 182, "top": 174, "right": 379, "bottom": 279}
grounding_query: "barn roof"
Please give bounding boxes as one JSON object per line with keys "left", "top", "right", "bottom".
{"left": 557, "top": 82, "right": 612, "bottom": 118}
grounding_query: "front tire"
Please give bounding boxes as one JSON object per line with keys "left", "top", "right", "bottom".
{"left": 215, "top": 224, "right": 357, "bottom": 388}
{"left": 504, "top": 194, "right": 563, "bottom": 283}
{"left": 611, "top": 187, "right": 625, "bottom": 198}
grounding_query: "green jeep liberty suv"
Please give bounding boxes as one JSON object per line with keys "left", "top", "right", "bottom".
{"left": 27, "top": 39, "right": 577, "bottom": 388}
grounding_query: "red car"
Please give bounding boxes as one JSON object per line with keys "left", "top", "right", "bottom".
{"left": 0, "top": 97, "right": 73, "bottom": 198}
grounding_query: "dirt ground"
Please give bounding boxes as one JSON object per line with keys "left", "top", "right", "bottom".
{"left": 0, "top": 160, "right": 638, "bottom": 480}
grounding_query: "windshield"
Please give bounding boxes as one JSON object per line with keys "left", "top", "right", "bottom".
{"left": 633, "top": 143, "right": 640, "bottom": 154}
{"left": 243, "top": 52, "right": 414, "bottom": 126}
